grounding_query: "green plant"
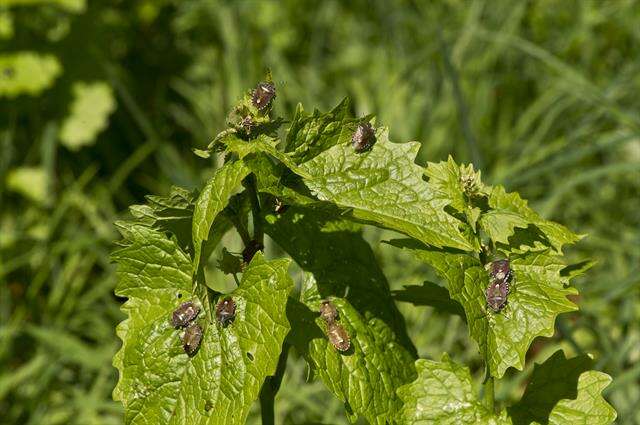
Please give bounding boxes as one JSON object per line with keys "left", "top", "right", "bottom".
{"left": 112, "top": 78, "right": 617, "bottom": 424}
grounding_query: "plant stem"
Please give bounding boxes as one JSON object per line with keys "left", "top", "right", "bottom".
{"left": 483, "top": 376, "right": 495, "bottom": 413}
{"left": 247, "top": 174, "right": 264, "bottom": 243}
{"left": 259, "top": 344, "right": 290, "bottom": 425}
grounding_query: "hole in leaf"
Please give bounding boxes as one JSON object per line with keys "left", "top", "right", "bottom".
{"left": 177, "top": 293, "right": 182, "bottom": 298}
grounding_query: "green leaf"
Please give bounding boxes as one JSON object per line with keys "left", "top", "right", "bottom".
{"left": 0, "top": 52, "right": 61, "bottom": 98}
{"left": 285, "top": 98, "right": 363, "bottom": 163}
{"left": 192, "top": 161, "right": 250, "bottom": 272}
{"left": 128, "top": 186, "right": 195, "bottom": 250}
{"left": 508, "top": 350, "right": 616, "bottom": 425}
{"left": 265, "top": 207, "right": 417, "bottom": 424}
{"left": 478, "top": 210, "right": 530, "bottom": 245}
{"left": 392, "top": 281, "right": 466, "bottom": 318}
{"left": 60, "top": 81, "right": 116, "bottom": 150}
{"left": 112, "top": 223, "right": 294, "bottom": 425}
{"left": 397, "top": 354, "right": 512, "bottom": 424}
{"left": 487, "top": 186, "right": 581, "bottom": 254}
{"left": 217, "top": 248, "right": 243, "bottom": 275}
{"left": 297, "top": 127, "right": 473, "bottom": 251}
{"left": 425, "top": 156, "right": 485, "bottom": 211}
{"left": 389, "top": 239, "right": 578, "bottom": 378}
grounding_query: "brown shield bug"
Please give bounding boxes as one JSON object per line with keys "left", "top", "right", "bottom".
{"left": 351, "top": 122, "right": 376, "bottom": 153}
{"left": 486, "top": 279, "right": 510, "bottom": 312}
{"left": 171, "top": 301, "right": 200, "bottom": 328}
{"left": 252, "top": 82, "right": 276, "bottom": 110}
{"left": 182, "top": 323, "right": 203, "bottom": 356}
{"left": 487, "top": 259, "right": 512, "bottom": 283}
{"left": 485, "top": 259, "right": 512, "bottom": 313}
{"left": 327, "top": 322, "right": 351, "bottom": 352}
{"left": 319, "top": 300, "right": 339, "bottom": 324}
{"left": 215, "top": 297, "right": 237, "bottom": 327}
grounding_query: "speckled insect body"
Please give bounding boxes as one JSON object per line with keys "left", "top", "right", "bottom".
{"left": 171, "top": 301, "right": 200, "bottom": 328}
{"left": 351, "top": 122, "right": 376, "bottom": 153}
{"left": 319, "top": 300, "right": 339, "bottom": 324}
{"left": 485, "top": 259, "right": 513, "bottom": 313}
{"left": 215, "top": 297, "right": 237, "bottom": 327}
{"left": 327, "top": 323, "right": 351, "bottom": 352}
{"left": 488, "top": 259, "right": 512, "bottom": 283}
{"left": 252, "top": 82, "right": 276, "bottom": 110}
{"left": 274, "top": 198, "right": 288, "bottom": 214}
{"left": 182, "top": 323, "right": 203, "bottom": 356}
{"left": 486, "top": 279, "right": 510, "bottom": 312}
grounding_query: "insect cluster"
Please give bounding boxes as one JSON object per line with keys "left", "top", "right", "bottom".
{"left": 319, "top": 300, "right": 351, "bottom": 352}
{"left": 171, "top": 301, "right": 203, "bottom": 356}
{"left": 485, "top": 259, "right": 512, "bottom": 313}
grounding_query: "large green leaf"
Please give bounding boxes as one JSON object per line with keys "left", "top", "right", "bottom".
{"left": 284, "top": 98, "right": 364, "bottom": 163}
{"left": 508, "top": 350, "right": 616, "bottom": 425}
{"left": 296, "top": 127, "right": 473, "bottom": 251}
{"left": 0, "top": 52, "right": 61, "bottom": 97}
{"left": 60, "top": 81, "right": 116, "bottom": 150}
{"left": 264, "top": 207, "right": 417, "bottom": 424}
{"left": 112, "top": 222, "right": 293, "bottom": 425}
{"left": 192, "top": 161, "right": 249, "bottom": 272}
{"left": 397, "top": 354, "right": 511, "bottom": 424}
{"left": 486, "top": 186, "right": 581, "bottom": 254}
{"left": 389, "top": 240, "right": 578, "bottom": 378}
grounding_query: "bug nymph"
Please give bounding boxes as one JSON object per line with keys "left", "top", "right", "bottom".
{"left": 171, "top": 301, "right": 200, "bottom": 328}
{"left": 215, "top": 297, "right": 237, "bottom": 327}
{"left": 182, "top": 323, "right": 203, "bottom": 356}
{"left": 252, "top": 82, "right": 276, "bottom": 110}
{"left": 327, "top": 322, "right": 351, "bottom": 352}
{"left": 274, "top": 198, "right": 288, "bottom": 214}
{"left": 486, "top": 279, "right": 510, "bottom": 312}
{"left": 351, "top": 122, "right": 376, "bottom": 153}
{"left": 487, "top": 259, "right": 512, "bottom": 283}
{"left": 319, "top": 300, "right": 339, "bottom": 324}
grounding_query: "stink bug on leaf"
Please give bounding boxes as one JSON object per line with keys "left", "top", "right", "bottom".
{"left": 487, "top": 259, "right": 512, "bottom": 283}
{"left": 484, "top": 258, "right": 512, "bottom": 313}
{"left": 252, "top": 82, "right": 276, "bottom": 110}
{"left": 171, "top": 301, "right": 200, "bottom": 328}
{"left": 215, "top": 297, "right": 237, "bottom": 327}
{"left": 319, "top": 300, "right": 339, "bottom": 325}
{"left": 327, "top": 322, "right": 351, "bottom": 352}
{"left": 182, "top": 323, "right": 203, "bottom": 356}
{"left": 486, "top": 279, "right": 510, "bottom": 312}
{"left": 351, "top": 122, "right": 376, "bottom": 153}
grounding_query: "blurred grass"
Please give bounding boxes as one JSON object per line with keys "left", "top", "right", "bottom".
{"left": 1, "top": 0, "right": 639, "bottom": 423}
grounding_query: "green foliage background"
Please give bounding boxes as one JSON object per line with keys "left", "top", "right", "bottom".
{"left": 0, "top": 0, "right": 638, "bottom": 423}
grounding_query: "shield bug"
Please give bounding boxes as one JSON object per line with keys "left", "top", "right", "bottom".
{"left": 319, "top": 300, "right": 339, "bottom": 325}
{"left": 487, "top": 259, "right": 512, "bottom": 283}
{"left": 327, "top": 322, "right": 351, "bottom": 352}
{"left": 172, "top": 301, "right": 200, "bottom": 328}
{"left": 486, "top": 279, "right": 509, "bottom": 312}
{"left": 240, "top": 115, "right": 254, "bottom": 136}
{"left": 252, "top": 82, "right": 276, "bottom": 110}
{"left": 182, "top": 323, "right": 203, "bottom": 356}
{"left": 351, "top": 122, "right": 376, "bottom": 153}
{"left": 242, "top": 240, "right": 264, "bottom": 264}
{"left": 215, "top": 297, "right": 237, "bottom": 327}
{"left": 274, "top": 198, "right": 288, "bottom": 214}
